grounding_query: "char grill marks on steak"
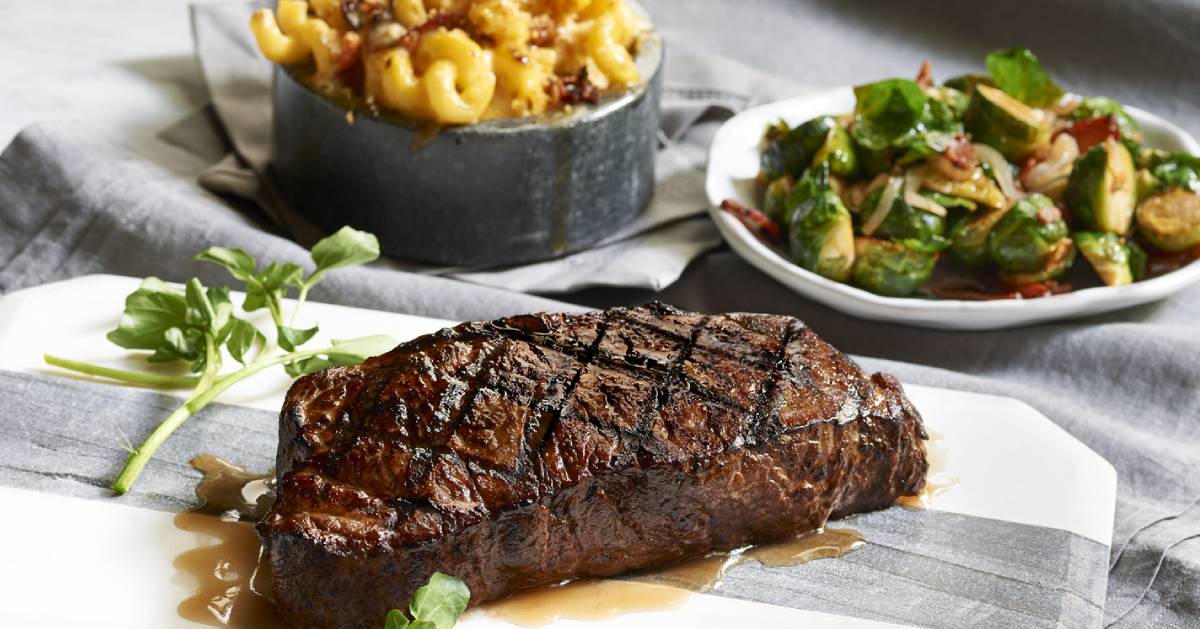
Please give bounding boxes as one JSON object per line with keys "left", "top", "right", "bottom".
{"left": 259, "top": 304, "right": 928, "bottom": 628}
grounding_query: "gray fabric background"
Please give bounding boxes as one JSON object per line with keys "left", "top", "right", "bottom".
{"left": 1, "top": 0, "right": 1198, "bottom": 627}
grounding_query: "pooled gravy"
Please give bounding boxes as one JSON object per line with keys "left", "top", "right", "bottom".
{"left": 174, "top": 456, "right": 285, "bottom": 628}
{"left": 176, "top": 456, "right": 867, "bottom": 628}
{"left": 483, "top": 527, "right": 865, "bottom": 626}
{"left": 898, "top": 429, "right": 959, "bottom": 510}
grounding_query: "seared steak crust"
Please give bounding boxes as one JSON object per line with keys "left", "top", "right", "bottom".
{"left": 259, "top": 304, "right": 928, "bottom": 628}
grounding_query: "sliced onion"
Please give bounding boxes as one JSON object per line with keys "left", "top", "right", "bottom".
{"left": 930, "top": 153, "right": 974, "bottom": 182}
{"left": 1021, "top": 134, "right": 1080, "bottom": 198}
{"left": 862, "top": 176, "right": 901, "bottom": 236}
{"left": 904, "top": 169, "right": 947, "bottom": 217}
{"left": 973, "top": 143, "right": 1021, "bottom": 201}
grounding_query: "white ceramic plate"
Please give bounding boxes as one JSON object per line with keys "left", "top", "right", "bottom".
{"left": 705, "top": 87, "right": 1200, "bottom": 330}
{"left": 0, "top": 276, "right": 1118, "bottom": 627}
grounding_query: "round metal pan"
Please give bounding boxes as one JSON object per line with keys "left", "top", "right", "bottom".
{"left": 270, "top": 30, "right": 664, "bottom": 267}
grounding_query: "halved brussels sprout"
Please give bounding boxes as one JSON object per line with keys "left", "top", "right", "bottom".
{"left": 987, "top": 193, "right": 1070, "bottom": 273}
{"left": 763, "top": 175, "right": 794, "bottom": 225}
{"left": 1135, "top": 188, "right": 1200, "bottom": 252}
{"left": 917, "top": 164, "right": 1008, "bottom": 211}
{"left": 997, "top": 237, "right": 1075, "bottom": 285}
{"left": 812, "top": 124, "right": 859, "bottom": 178}
{"left": 789, "top": 190, "right": 856, "bottom": 281}
{"left": 1074, "top": 231, "right": 1135, "bottom": 286}
{"left": 948, "top": 207, "right": 1009, "bottom": 269}
{"left": 761, "top": 116, "right": 852, "bottom": 179}
{"left": 1065, "top": 137, "right": 1137, "bottom": 234}
{"left": 851, "top": 237, "right": 938, "bottom": 297}
{"left": 1071, "top": 96, "right": 1143, "bottom": 145}
{"left": 964, "top": 84, "right": 1051, "bottom": 161}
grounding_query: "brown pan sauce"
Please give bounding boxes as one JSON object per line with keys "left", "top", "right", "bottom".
{"left": 174, "top": 456, "right": 886, "bottom": 627}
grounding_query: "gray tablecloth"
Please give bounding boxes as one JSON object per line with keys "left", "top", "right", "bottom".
{"left": 2, "top": 1, "right": 1199, "bottom": 627}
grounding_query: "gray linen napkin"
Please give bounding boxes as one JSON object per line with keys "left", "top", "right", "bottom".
{"left": 188, "top": 1, "right": 810, "bottom": 293}
{"left": 2, "top": 0, "right": 1200, "bottom": 626}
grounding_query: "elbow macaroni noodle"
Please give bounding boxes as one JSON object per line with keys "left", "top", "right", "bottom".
{"left": 251, "top": 0, "right": 644, "bottom": 125}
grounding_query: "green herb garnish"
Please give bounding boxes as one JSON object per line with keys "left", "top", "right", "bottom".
{"left": 43, "top": 226, "right": 397, "bottom": 494}
{"left": 384, "top": 573, "right": 471, "bottom": 629}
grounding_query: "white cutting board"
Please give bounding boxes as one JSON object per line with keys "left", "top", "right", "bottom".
{"left": 0, "top": 275, "right": 1117, "bottom": 628}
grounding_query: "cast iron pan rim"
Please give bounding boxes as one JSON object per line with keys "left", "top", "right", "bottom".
{"left": 278, "top": 28, "right": 664, "bottom": 138}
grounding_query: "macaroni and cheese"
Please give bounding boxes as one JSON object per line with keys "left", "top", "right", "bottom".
{"left": 250, "top": 0, "right": 646, "bottom": 125}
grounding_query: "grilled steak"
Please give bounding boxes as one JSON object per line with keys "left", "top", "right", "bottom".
{"left": 259, "top": 304, "right": 928, "bottom": 628}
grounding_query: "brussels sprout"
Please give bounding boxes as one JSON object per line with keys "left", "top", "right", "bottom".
{"left": 984, "top": 48, "right": 1065, "bottom": 108}
{"left": 783, "top": 163, "right": 832, "bottom": 216}
{"left": 1071, "top": 96, "right": 1143, "bottom": 145}
{"left": 948, "top": 207, "right": 1009, "bottom": 269}
{"left": 918, "top": 165, "right": 1008, "bottom": 211}
{"left": 1147, "top": 152, "right": 1200, "bottom": 194}
{"left": 1065, "top": 137, "right": 1137, "bottom": 234}
{"left": 1135, "top": 169, "right": 1161, "bottom": 204}
{"left": 763, "top": 176, "right": 794, "bottom": 225}
{"left": 812, "top": 124, "right": 859, "bottom": 178}
{"left": 927, "top": 86, "right": 970, "bottom": 121}
{"left": 789, "top": 190, "right": 856, "bottom": 281}
{"left": 1074, "top": 232, "right": 1135, "bottom": 286}
{"left": 852, "top": 135, "right": 894, "bottom": 177}
{"left": 1135, "top": 188, "right": 1200, "bottom": 252}
{"left": 964, "top": 85, "right": 1051, "bottom": 161}
{"left": 1128, "top": 240, "right": 1148, "bottom": 281}
{"left": 851, "top": 237, "right": 938, "bottom": 297}
{"left": 852, "top": 79, "right": 927, "bottom": 150}
{"left": 943, "top": 73, "right": 994, "bottom": 96}
{"left": 997, "top": 237, "right": 1076, "bottom": 285}
{"left": 861, "top": 186, "right": 947, "bottom": 246}
{"left": 762, "top": 116, "right": 852, "bottom": 179}
{"left": 987, "top": 193, "right": 1070, "bottom": 273}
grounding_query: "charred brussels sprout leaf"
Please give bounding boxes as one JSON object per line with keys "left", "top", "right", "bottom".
{"left": 984, "top": 48, "right": 1065, "bottom": 108}
{"left": 851, "top": 238, "right": 938, "bottom": 297}
{"left": 987, "top": 193, "right": 1070, "bottom": 274}
{"left": 1136, "top": 188, "right": 1200, "bottom": 252}
{"left": 1071, "top": 96, "right": 1143, "bottom": 145}
{"left": 851, "top": 79, "right": 927, "bottom": 151}
{"left": 1065, "top": 138, "right": 1137, "bottom": 234}
{"left": 964, "top": 84, "right": 1051, "bottom": 161}
{"left": 762, "top": 116, "right": 852, "bottom": 179}
{"left": 1074, "top": 231, "right": 1135, "bottom": 286}
{"left": 789, "top": 190, "right": 856, "bottom": 282}
{"left": 949, "top": 207, "right": 1009, "bottom": 269}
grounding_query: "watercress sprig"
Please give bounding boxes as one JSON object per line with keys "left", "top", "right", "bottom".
{"left": 43, "top": 227, "right": 398, "bottom": 494}
{"left": 384, "top": 573, "right": 471, "bottom": 629}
